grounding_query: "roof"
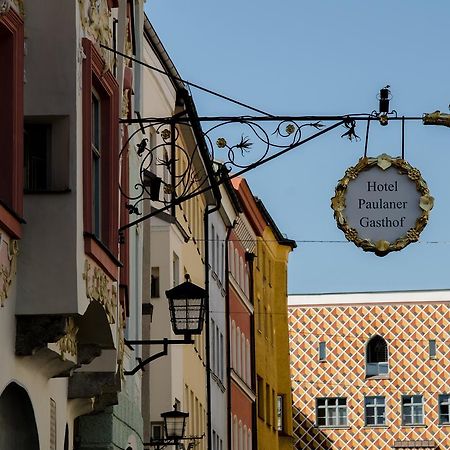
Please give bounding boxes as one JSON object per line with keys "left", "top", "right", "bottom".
{"left": 255, "top": 197, "right": 296, "bottom": 249}
{"left": 288, "top": 290, "right": 450, "bottom": 307}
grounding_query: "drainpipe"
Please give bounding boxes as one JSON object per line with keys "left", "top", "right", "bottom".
{"left": 245, "top": 251, "right": 257, "bottom": 450}
{"left": 224, "top": 223, "right": 234, "bottom": 450}
{"left": 204, "top": 201, "right": 221, "bottom": 450}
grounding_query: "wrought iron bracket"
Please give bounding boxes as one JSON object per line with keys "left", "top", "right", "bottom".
{"left": 124, "top": 337, "right": 194, "bottom": 376}
{"left": 144, "top": 434, "right": 205, "bottom": 450}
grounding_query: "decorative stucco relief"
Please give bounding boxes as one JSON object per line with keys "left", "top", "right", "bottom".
{"left": 117, "top": 301, "right": 125, "bottom": 378}
{"left": 78, "top": 0, "right": 113, "bottom": 69}
{"left": 121, "top": 23, "right": 133, "bottom": 118}
{"left": 82, "top": 259, "right": 117, "bottom": 324}
{"left": 58, "top": 317, "right": 79, "bottom": 360}
{"left": 0, "top": 234, "right": 19, "bottom": 307}
{"left": 0, "top": 0, "right": 23, "bottom": 17}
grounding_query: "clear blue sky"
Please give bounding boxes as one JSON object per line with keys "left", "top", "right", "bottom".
{"left": 145, "top": 0, "right": 450, "bottom": 294}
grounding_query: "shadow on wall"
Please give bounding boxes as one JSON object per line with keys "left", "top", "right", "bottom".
{"left": 292, "top": 405, "right": 334, "bottom": 450}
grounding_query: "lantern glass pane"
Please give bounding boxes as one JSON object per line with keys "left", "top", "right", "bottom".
{"left": 165, "top": 416, "right": 185, "bottom": 439}
{"left": 169, "top": 297, "right": 205, "bottom": 334}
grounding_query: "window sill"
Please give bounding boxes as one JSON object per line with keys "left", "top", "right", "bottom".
{"left": 84, "top": 233, "right": 122, "bottom": 280}
{"left": 0, "top": 201, "right": 24, "bottom": 239}
{"left": 364, "top": 425, "right": 389, "bottom": 429}
{"left": 401, "top": 424, "right": 427, "bottom": 428}
{"left": 365, "top": 375, "right": 390, "bottom": 380}
{"left": 317, "top": 426, "right": 350, "bottom": 430}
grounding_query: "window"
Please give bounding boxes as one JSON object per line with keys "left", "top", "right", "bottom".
{"left": 429, "top": 339, "right": 437, "bottom": 359}
{"left": 257, "top": 376, "right": 264, "bottom": 419}
{"left": 319, "top": 341, "right": 326, "bottom": 361}
{"left": 211, "top": 224, "right": 215, "bottom": 271}
{"left": 220, "top": 332, "right": 224, "bottom": 380}
{"left": 316, "top": 398, "right": 347, "bottom": 427}
{"left": 366, "top": 335, "right": 389, "bottom": 377}
{"left": 266, "top": 384, "right": 271, "bottom": 425}
{"left": 0, "top": 8, "right": 24, "bottom": 238}
{"left": 172, "top": 252, "right": 179, "bottom": 287}
{"left": 277, "top": 395, "right": 284, "bottom": 431}
{"left": 24, "top": 118, "right": 70, "bottom": 193}
{"left": 82, "top": 38, "right": 119, "bottom": 273}
{"left": 151, "top": 422, "right": 164, "bottom": 439}
{"left": 211, "top": 319, "right": 216, "bottom": 374}
{"left": 24, "top": 124, "right": 50, "bottom": 192}
{"left": 402, "top": 395, "right": 424, "bottom": 426}
{"left": 439, "top": 395, "right": 450, "bottom": 425}
{"left": 151, "top": 267, "right": 160, "bottom": 298}
{"left": 364, "top": 396, "right": 386, "bottom": 426}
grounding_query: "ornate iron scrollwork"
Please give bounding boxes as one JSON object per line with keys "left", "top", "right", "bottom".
{"left": 119, "top": 114, "right": 336, "bottom": 221}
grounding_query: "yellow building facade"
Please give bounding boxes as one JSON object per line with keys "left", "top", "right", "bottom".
{"left": 233, "top": 178, "right": 295, "bottom": 450}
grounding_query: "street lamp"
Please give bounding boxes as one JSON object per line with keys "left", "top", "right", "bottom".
{"left": 166, "top": 274, "right": 206, "bottom": 337}
{"left": 124, "top": 274, "right": 207, "bottom": 376}
{"left": 161, "top": 404, "right": 189, "bottom": 441}
{"left": 145, "top": 404, "right": 203, "bottom": 450}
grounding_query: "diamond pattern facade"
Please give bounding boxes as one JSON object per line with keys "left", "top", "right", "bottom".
{"left": 288, "top": 301, "right": 450, "bottom": 450}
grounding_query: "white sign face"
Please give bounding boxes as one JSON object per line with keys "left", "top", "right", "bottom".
{"left": 345, "top": 167, "right": 421, "bottom": 243}
{"left": 331, "top": 155, "right": 434, "bottom": 255}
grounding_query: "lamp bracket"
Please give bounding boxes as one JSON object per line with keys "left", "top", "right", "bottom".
{"left": 118, "top": 109, "right": 425, "bottom": 234}
{"left": 144, "top": 434, "right": 205, "bottom": 450}
{"left": 124, "top": 337, "right": 194, "bottom": 376}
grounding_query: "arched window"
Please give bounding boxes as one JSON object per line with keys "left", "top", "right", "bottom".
{"left": 241, "top": 332, "right": 246, "bottom": 381}
{"left": 236, "top": 326, "right": 241, "bottom": 375}
{"left": 238, "top": 420, "right": 243, "bottom": 450}
{"left": 233, "top": 416, "right": 238, "bottom": 450}
{"left": 244, "top": 264, "right": 249, "bottom": 297}
{"left": 229, "top": 241, "right": 235, "bottom": 275}
{"left": 246, "top": 339, "right": 251, "bottom": 385}
{"left": 247, "top": 429, "right": 252, "bottom": 450}
{"left": 231, "top": 321, "right": 236, "bottom": 370}
{"left": 243, "top": 425, "right": 247, "bottom": 450}
{"left": 366, "top": 335, "right": 388, "bottom": 377}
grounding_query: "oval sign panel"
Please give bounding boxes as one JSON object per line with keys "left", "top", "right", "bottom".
{"left": 331, "top": 154, "right": 434, "bottom": 256}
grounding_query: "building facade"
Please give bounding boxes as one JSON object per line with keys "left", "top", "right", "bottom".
{"left": 289, "top": 291, "right": 450, "bottom": 450}
{"left": 0, "top": 1, "right": 146, "bottom": 449}
{"left": 232, "top": 178, "right": 295, "bottom": 450}
{"left": 228, "top": 199, "right": 256, "bottom": 450}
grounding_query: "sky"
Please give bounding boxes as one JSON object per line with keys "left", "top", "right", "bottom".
{"left": 144, "top": 0, "right": 450, "bottom": 294}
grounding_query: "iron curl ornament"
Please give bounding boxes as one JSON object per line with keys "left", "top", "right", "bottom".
{"left": 118, "top": 113, "right": 351, "bottom": 231}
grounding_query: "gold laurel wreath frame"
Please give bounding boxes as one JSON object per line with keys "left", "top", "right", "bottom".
{"left": 331, "top": 154, "right": 434, "bottom": 256}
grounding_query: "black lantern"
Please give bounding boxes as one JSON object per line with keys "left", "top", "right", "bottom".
{"left": 165, "top": 274, "right": 207, "bottom": 336}
{"left": 161, "top": 404, "right": 189, "bottom": 441}
{"left": 378, "top": 85, "right": 391, "bottom": 114}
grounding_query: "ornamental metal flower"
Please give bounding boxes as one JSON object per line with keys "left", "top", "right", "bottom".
{"left": 216, "top": 137, "right": 227, "bottom": 148}
{"left": 160, "top": 129, "right": 171, "bottom": 141}
{"left": 285, "top": 124, "right": 296, "bottom": 135}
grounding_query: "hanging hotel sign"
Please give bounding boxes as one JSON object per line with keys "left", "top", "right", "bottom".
{"left": 331, "top": 154, "right": 434, "bottom": 256}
